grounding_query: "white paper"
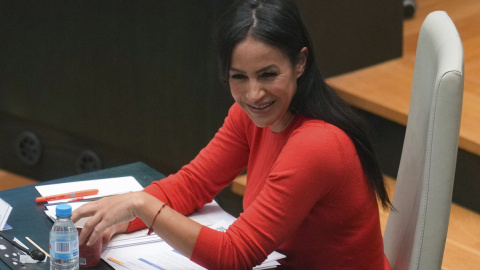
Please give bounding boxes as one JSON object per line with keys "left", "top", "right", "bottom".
{"left": 44, "top": 201, "right": 89, "bottom": 221}
{"left": 103, "top": 201, "right": 235, "bottom": 252}
{"left": 36, "top": 177, "right": 285, "bottom": 268}
{"left": 101, "top": 201, "right": 284, "bottom": 269}
{"left": 0, "top": 197, "right": 12, "bottom": 231}
{"left": 35, "top": 176, "right": 143, "bottom": 203}
{"left": 109, "top": 242, "right": 206, "bottom": 270}
{"left": 39, "top": 176, "right": 144, "bottom": 226}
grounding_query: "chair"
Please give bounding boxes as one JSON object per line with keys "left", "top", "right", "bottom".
{"left": 383, "top": 11, "right": 464, "bottom": 270}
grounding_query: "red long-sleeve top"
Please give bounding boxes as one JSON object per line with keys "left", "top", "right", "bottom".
{"left": 128, "top": 103, "right": 390, "bottom": 269}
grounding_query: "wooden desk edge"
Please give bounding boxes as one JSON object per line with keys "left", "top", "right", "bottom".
{"left": 328, "top": 82, "right": 480, "bottom": 157}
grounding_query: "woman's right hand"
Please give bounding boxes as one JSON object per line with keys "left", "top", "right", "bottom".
{"left": 101, "top": 221, "right": 129, "bottom": 246}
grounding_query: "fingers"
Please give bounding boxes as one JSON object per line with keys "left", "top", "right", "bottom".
{"left": 102, "top": 227, "right": 115, "bottom": 247}
{"left": 72, "top": 198, "right": 113, "bottom": 243}
{"left": 72, "top": 202, "right": 102, "bottom": 245}
{"left": 71, "top": 201, "right": 99, "bottom": 223}
{"left": 72, "top": 193, "right": 139, "bottom": 245}
{"left": 78, "top": 211, "right": 102, "bottom": 245}
{"left": 102, "top": 224, "right": 120, "bottom": 247}
{"left": 77, "top": 206, "right": 131, "bottom": 245}
{"left": 99, "top": 221, "right": 130, "bottom": 247}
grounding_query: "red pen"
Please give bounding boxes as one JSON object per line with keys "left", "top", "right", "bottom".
{"left": 35, "top": 189, "right": 99, "bottom": 203}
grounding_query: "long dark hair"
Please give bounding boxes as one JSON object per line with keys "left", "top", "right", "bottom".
{"left": 216, "top": 0, "right": 391, "bottom": 210}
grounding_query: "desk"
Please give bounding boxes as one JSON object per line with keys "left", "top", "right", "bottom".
{"left": 0, "top": 162, "right": 165, "bottom": 270}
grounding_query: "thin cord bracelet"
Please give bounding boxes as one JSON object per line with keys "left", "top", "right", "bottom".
{"left": 147, "top": 203, "right": 168, "bottom": 235}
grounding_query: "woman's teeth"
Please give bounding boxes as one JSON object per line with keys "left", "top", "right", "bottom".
{"left": 250, "top": 102, "right": 273, "bottom": 109}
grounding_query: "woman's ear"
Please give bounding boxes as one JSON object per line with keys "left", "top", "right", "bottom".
{"left": 296, "top": 47, "right": 308, "bottom": 78}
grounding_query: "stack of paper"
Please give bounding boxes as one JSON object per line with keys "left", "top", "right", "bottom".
{"left": 35, "top": 177, "right": 285, "bottom": 269}
{"left": 35, "top": 176, "right": 143, "bottom": 220}
{"left": 102, "top": 201, "right": 285, "bottom": 270}
{"left": 0, "top": 198, "right": 12, "bottom": 231}
{"left": 36, "top": 176, "right": 143, "bottom": 203}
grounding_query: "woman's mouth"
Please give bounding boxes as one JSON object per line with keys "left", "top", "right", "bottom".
{"left": 248, "top": 101, "right": 275, "bottom": 111}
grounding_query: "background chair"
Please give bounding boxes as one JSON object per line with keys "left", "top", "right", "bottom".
{"left": 383, "top": 11, "right": 464, "bottom": 270}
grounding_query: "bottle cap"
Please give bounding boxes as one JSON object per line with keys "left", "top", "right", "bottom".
{"left": 56, "top": 204, "right": 72, "bottom": 218}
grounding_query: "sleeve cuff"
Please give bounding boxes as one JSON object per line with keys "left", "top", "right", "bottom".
{"left": 126, "top": 217, "right": 147, "bottom": 233}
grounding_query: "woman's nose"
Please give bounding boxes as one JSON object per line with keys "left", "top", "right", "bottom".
{"left": 246, "top": 81, "right": 265, "bottom": 102}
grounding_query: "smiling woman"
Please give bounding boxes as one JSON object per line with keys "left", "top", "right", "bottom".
{"left": 71, "top": 1, "right": 392, "bottom": 269}
{"left": 228, "top": 37, "right": 307, "bottom": 133}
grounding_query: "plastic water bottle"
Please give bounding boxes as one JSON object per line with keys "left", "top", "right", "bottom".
{"left": 49, "top": 204, "right": 79, "bottom": 270}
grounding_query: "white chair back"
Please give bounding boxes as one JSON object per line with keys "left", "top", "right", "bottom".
{"left": 383, "top": 11, "right": 464, "bottom": 270}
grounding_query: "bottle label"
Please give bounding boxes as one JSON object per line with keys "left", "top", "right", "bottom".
{"left": 50, "top": 239, "right": 79, "bottom": 260}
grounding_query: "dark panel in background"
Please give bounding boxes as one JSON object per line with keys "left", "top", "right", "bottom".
{"left": 297, "top": 0, "right": 403, "bottom": 77}
{"left": 0, "top": 1, "right": 233, "bottom": 179}
{"left": 0, "top": 1, "right": 403, "bottom": 181}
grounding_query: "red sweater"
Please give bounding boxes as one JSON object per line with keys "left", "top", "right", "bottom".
{"left": 128, "top": 103, "right": 390, "bottom": 269}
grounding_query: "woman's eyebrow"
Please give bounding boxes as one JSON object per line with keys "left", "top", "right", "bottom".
{"left": 229, "top": 64, "right": 277, "bottom": 74}
{"left": 255, "top": 64, "right": 277, "bottom": 74}
{"left": 229, "top": 67, "right": 246, "bottom": 74}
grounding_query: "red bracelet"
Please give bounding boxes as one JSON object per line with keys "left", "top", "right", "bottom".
{"left": 147, "top": 203, "right": 167, "bottom": 235}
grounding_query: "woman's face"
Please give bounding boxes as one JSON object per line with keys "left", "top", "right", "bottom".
{"left": 229, "top": 36, "right": 307, "bottom": 133}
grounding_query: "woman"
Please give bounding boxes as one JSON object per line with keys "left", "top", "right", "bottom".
{"left": 72, "top": 0, "right": 392, "bottom": 269}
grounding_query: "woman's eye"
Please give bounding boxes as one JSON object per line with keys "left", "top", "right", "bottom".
{"left": 261, "top": 72, "right": 277, "bottom": 78}
{"left": 231, "top": 74, "right": 247, "bottom": 80}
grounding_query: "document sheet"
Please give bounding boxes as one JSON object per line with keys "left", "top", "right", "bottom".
{"left": 102, "top": 201, "right": 285, "bottom": 270}
{"left": 36, "top": 176, "right": 285, "bottom": 269}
